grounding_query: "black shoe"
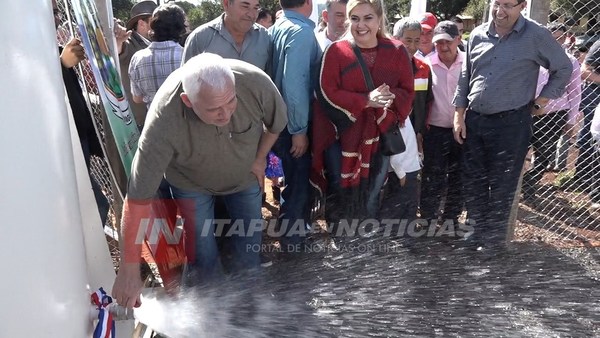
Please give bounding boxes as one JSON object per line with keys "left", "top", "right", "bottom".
{"left": 260, "top": 253, "right": 273, "bottom": 267}
{"left": 272, "top": 185, "right": 281, "bottom": 205}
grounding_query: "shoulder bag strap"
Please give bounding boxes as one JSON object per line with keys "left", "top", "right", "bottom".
{"left": 351, "top": 43, "right": 375, "bottom": 91}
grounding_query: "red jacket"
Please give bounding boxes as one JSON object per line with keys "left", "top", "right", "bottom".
{"left": 311, "top": 37, "right": 414, "bottom": 197}
{"left": 411, "top": 56, "right": 433, "bottom": 135}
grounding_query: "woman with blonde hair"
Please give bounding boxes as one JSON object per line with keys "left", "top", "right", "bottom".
{"left": 312, "top": 0, "right": 414, "bottom": 220}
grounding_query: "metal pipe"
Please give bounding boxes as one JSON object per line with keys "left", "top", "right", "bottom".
{"left": 90, "top": 303, "right": 136, "bottom": 321}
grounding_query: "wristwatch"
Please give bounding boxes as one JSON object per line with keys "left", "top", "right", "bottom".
{"left": 533, "top": 103, "right": 544, "bottom": 110}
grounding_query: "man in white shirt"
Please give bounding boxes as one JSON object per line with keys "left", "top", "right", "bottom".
{"left": 315, "top": 0, "right": 348, "bottom": 51}
{"left": 421, "top": 21, "right": 465, "bottom": 230}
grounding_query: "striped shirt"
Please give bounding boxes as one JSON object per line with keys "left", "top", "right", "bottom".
{"left": 129, "top": 40, "right": 183, "bottom": 108}
{"left": 453, "top": 15, "right": 572, "bottom": 115}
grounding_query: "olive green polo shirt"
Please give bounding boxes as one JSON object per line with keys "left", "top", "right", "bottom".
{"left": 127, "top": 59, "right": 287, "bottom": 199}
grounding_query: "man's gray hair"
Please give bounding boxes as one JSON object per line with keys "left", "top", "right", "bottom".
{"left": 181, "top": 53, "right": 235, "bottom": 103}
{"left": 392, "top": 17, "right": 422, "bottom": 38}
{"left": 325, "top": 0, "right": 348, "bottom": 10}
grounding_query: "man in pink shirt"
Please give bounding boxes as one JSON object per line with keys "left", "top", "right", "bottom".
{"left": 522, "top": 22, "right": 582, "bottom": 201}
{"left": 420, "top": 21, "right": 465, "bottom": 231}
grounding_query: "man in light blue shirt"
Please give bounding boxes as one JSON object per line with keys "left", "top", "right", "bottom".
{"left": 269, "top": 0, "right": 321, "bottom": 249}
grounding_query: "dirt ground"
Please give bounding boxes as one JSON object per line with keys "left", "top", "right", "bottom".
{"left": 516, "top": 148, "right": 600, "bottom": 248}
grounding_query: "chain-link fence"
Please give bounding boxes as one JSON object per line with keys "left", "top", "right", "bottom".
{"left": 515, "top": 0, "right": 600, "bottom": 247}
{"left": 56, "top": 0, "right": 122, "bottom": 267}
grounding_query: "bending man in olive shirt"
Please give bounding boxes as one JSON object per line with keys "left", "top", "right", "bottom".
{"left": 112, "top": 53, "right": 287, "bottom": 308}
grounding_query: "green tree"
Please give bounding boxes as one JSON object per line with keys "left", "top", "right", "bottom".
{"left": 383, "top": 0, "right": 410, "bottom": 25}
{"left": 463, "top": 0, "right": 488, "bottom": 23}
{"left": 173, "top": 1, "right": 198, "bottom": 14}
{"left": 112, "top": 0, "right": 135, "bottom": 22}
{"left": 259, "top": 0, "right": 281, "bottom": 15}
{"left": 427, "top": 0, "right": 470, "bottom": 19}
{"left": 187, "top": 0, "right": 223, "bottom": 29}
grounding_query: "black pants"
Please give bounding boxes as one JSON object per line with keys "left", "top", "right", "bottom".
{"left": 80, "top": 135, "right": 109, "bottom": 228}
{"left": 575, "top": 84, "right": 600, "bottom": 185}
{"left": 522, "top": 110, "right": 567, "bottom": 196}
{"left": 420, "top": 126, "right": 463, "bottom": 223}
{"left": 462, "top": 106, "right": 532, "bottom": 246}
{"left": 575, "top": 85, "right": 600, "bottom": 202}
{"left": 382, "top": 171, "right": 419, "bottom": 223}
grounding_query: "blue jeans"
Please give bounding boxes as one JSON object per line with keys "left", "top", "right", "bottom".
{"left": 272, "top": 129, "right": 311, "bottom": 248}
{"left": 170, "top": 183, "right": 262, "bottom": 286}
{"left": 462, "top": 106, "right": 532, "bottom": 246}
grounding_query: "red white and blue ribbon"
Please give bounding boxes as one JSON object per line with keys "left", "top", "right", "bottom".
{"left": 91, "top": 287, "right": 115, "bottom": 338}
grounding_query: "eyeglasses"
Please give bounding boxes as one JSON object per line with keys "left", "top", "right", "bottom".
{"left": 491, "top": 1, "right": 523, "bottom": 11}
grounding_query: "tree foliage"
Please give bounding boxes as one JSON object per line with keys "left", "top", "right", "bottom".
{"left": 173, "top": 1, "right": 198, "bottom": 14}
{"left": 138, "top": 0, "right": 475, "bottom": 32}
{"left": 427, "top": 0, "right": 470, "bottom": 19}
{"left": 383, "top": 0, "right": 411, "bottom": 25}
{"left": 259, "top": 0, "right": 281, "bottom": 16}
{"left": 463, "top": 0, "right": 487, "bottom": 23}
{"left": 187, "top": 0, "right": 224, "bottom": 30}
{"left": 112, "top": 0, "right": 135, "bottom": 22}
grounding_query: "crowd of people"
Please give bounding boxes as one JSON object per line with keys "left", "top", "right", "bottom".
{"left": 52, "top": 0, "right": 600, "bottom": 309}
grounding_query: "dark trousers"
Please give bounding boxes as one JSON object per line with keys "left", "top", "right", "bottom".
{"left": 272, "top": 129, "right": 311, "bottom": 247}
{"left": 593, "top": 148, "right": 600, "bottom": 203}
{"left": 592, "top": 149, "right": 600, "bottom": 203}
{"left": 80, "top": 135, "right": 109, "bottom": 228}
{"left": 575, "top": 85, "right": 600, "bottom": 199}
{"left": 384, "top": 171, "right": 419, "bottom": 222}
{"left": 522, "top": 110, "right": 567, "bottom": 196}
{"left": 462, "top": 106, "right": 532, "bottom": 246}
{"left": 324, "top": 140, "right": 342, "bottom": 196}
{"left": 420, "top": 126, "right": 463, "bottom": 223}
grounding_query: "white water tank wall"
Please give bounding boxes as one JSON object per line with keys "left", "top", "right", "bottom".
{"left": 0, "top": 1, "right": 92, "bottom": 337}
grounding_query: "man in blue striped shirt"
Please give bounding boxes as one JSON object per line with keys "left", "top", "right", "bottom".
{"left": 452, "top": 0, "right": 572, "bottom": 249}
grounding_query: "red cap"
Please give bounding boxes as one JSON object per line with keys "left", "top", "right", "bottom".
{"left": 418, "top": 12, "right": 438, "bottom": 31}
